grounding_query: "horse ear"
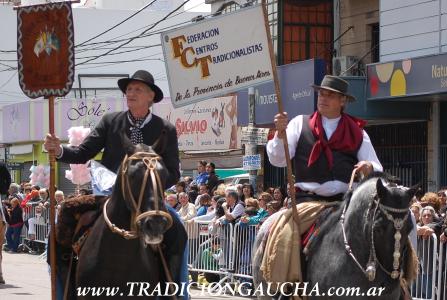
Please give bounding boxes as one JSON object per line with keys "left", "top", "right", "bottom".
{"left": 376, "top": 178, "right": 388, "bottom": 198}
{"left": 121, "top": 131, "right": 136, "bottom": 155}
{"left": 407, "top": 183, "right": 420, "bottom": 199}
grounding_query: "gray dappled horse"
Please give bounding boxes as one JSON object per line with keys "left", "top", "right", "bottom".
{"left": 253, "top": 173, "right": 417, "bottom": 300}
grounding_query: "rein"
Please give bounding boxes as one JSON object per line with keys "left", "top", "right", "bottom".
{"left": 341, "top": 168, "right": 409, "bottom": 282}
{"left": 103, "top": 151, "right": 173, "bottom": 239}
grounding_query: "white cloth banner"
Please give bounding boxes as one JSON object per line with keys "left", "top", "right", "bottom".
{"left": 161, "top": 4, "right": 273, "bottom": 108}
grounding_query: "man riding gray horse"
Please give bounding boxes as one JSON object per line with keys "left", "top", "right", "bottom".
{"left": 263, "top": 75, "right": 383, "bottom": 289}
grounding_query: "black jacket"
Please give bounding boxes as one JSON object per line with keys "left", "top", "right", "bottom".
{"left": 58, "top": 111, "right": 180, "bottom": 188}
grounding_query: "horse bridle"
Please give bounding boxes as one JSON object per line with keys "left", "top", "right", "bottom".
{"left": 103, "top": 151, "right": 173, "bottom": 240}
{"left": 340, "top": 168, "right": 409, "bottom": 282}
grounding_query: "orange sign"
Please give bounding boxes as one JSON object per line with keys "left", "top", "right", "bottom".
{"left": 17, "top": 2, "right": 74, "bottom": 98}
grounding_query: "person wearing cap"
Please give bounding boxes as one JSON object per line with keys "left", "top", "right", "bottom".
{"left": 44, "top": 70, "right": 180, "bottom": 188}
{"left": 267, "top": 75, "right": 383, "bottom": 199}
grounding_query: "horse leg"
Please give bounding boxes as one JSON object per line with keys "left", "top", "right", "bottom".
{"left": 159, "top": 208, "right": 188, "bottom": 298}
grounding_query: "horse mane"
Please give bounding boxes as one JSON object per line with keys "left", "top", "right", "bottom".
{"left": 307, "top": 171, "right": 402, "bottom": 254}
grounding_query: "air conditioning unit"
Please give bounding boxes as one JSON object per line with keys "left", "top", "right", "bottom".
{"left": 332, "top": 56, "right": 359, "bottom": 76}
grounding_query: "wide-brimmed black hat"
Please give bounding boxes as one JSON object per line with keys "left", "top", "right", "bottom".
{"left": 118, "top": 70, "right": 164, "bottom": 103}
{"left": 311, "top": 75, "right": 355, "bottom": 101}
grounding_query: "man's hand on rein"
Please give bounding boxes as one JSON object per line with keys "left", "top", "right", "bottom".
{"left": 355, "top": 160, "right": 374, "bottom": 178}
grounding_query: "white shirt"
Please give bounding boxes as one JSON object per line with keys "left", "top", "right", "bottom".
{"left": 267, "top": 114, "right": 383, "bottom": 196}
{"left": 178, "top": 202, "right": 197, "bottom": 222}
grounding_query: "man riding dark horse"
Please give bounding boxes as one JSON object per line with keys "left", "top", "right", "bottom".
{"left": 44, "top": 70, "right": 185, "bottom": 299}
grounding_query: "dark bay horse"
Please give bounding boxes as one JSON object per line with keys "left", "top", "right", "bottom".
{"left": 253, "top": 173, "right": 418, "bottom": 300}
{"left": 75, "top": 142, "right": 187, "bottom": 299}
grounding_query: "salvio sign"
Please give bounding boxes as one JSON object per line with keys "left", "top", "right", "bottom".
{"left": 237, "top": 59, "right": 325, "bottom": 125}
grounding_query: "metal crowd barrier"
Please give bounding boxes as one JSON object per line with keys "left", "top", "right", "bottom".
{"left": 184, "top": 223, "right": 447, "bottom": 299}
{"left": 185, "top": 219, "right": 258, "bottom": 287}
{"left": 437, "top": 237, "right": 447, "bottom": 300}
{"left": 412, "top": 234, "right": 438, "bottom": 300}
{"left": 19, "top": 203, "right": 50, "bottom": 253}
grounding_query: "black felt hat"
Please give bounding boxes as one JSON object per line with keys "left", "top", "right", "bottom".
{"left": 118, "top": 70, "right": 164, "bottom": 103}
{"left": 311, "top": 75, "right": 355, "bottom": 101}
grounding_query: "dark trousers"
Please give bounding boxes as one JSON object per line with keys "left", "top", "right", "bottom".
{"left": 6, "top": 225, "right": 23, "bottom": 252}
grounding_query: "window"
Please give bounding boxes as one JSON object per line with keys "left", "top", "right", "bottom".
{"left": 282, "top": 0, "right": 333, "bottom": 70}
{"left": 371, "top": 23, "right": 380, "bottom": 63}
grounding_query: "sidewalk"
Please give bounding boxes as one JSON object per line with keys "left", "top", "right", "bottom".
{"left": 1, "top": 251, "right": 50, "bottom": 299}
{"left": 1, "top": 251, "right": 250, "bottom": 300}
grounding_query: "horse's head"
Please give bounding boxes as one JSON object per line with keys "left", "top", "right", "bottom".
{"left": 344, "top": 173, "right": 418, "bottom": 281}
{"left": 117, "top": 141, "right": 172, "bottom": 246}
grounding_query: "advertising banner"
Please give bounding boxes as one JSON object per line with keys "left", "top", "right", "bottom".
{"left": 367, "top": 52, "right": 447, "bottom": 99}
{"left": 155, "top": 96, "right": 239, "bottom": 151}
{"left": 237, "top": 59, "right": 325, "bottom": 125}
{"left": 161, "top": 4, "right": 273, "bottom": 108}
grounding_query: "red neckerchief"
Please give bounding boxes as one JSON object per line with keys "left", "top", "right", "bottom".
{"left": 308, "top": 112, "right": 366, "bottom": 169}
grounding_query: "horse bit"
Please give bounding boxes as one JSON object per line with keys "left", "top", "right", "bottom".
{"left": 103, "top": 151, "right": 173, "bottom": 240}
{"left": 340, "top": 170, "right": 409, "bottom": 282}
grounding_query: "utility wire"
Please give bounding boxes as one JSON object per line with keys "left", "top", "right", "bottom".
{"left": 340, "top": 43, "right": 378, "bottom": 76}
{"left": 75, "top": 0, "right": 159, "bottom": 48}
{"left": 75, "top": 1, "right": 205, "bottom": 51}
{"left": 0, "top": 70, "right": 18, "bottom": 90}
{"left": 75, "top": 0, "right": 191, "bottom": 66}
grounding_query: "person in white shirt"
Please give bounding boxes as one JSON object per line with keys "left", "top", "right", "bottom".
{"left": 178, "top": 192, "right": 196, "bottom": 222}
{"left": 267, "top": 75, "right": 382, "bottom": 200}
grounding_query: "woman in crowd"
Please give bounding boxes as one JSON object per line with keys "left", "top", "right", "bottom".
{"left": 4, "top": 197, "right": 24, "bottom": 252}
{"left": 241, "top": 183, "right": 254, "bottom": 202}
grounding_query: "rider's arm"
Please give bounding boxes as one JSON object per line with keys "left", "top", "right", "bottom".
{"left": 357, "top": 130, "right": 383, "bottom": 172}
{"left": 266, "top": 115, "right": 302, "bottom": 167}
{"left": 58, "top": 114, "right": 108, "bottom": 164}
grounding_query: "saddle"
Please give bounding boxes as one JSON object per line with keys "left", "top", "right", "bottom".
{"left": 56, "top": 195, "right": 107, "bottom": 252}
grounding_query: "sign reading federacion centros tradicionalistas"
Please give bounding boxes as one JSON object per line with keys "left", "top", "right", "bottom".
{"left": 161, "top": 4, "right": 274, "bottom": 108}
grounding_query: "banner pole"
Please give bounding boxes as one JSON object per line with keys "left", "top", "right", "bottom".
{"left": 261, "top": 0, "right": 298, "bottom": 220}
{"left": 48, "top": 95, "right": 57, "bottom": 300}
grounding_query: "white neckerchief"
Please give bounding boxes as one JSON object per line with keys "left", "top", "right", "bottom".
{"left": 321, "top": 115, "right": 341, "bottom": 140}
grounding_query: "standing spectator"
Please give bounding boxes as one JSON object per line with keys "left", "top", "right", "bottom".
{"left": 8, "top": 183, "right": 23, "bottom": 200}
{"left": 220, "top": 190, "right": 245, "bottom": 224}
{"left": 438, "top": 189, "right": 447, "bottom": 217}
{"left": 236, "top": 184, "right": 243, "bottom": 199}
{"left": 205, "top": 162, "right": 219, "bottom": 194}
{"left": 420, "top": 192, "right": 441, "bottom": 213}
{"left": 178, "top": 192, "right": 196, "bottom": 222}
{"left": 243, "top": 192, "right": 272, "bottom": 226}
{"left": 4, "top": 197, "right": 24, "bottom": 252}
{"left": 175, "top": 181, "right": 186, "bottom": 195}
{"left": 0, "top": 163, "right": 11, "bottom": 197}
{"left": 410, "top": 202, "right": 422, "bottom": 225}
{"left": 39, "top": 188, "right": 51, "bottom": 207}
{"left": 187, "top": 184, "right": 199, "bottom": 205}
{"left": 0, "top": 194, "right": 6, "bottom": 283}
{"left": 195, "top": 184, "right": 209, "bottom": 207}
{"left": 196, "top": 194, "right": 211, "bottom": 217}
{"left": 194, "top": 160, "right": 209, "bottom": 186}
{"left": 241, "top": 183, "right": 254, "bottom": 202}
{"left": 273, "top": 186, "right": 286, "bottom": 206}
{"left": 165, "top": 194, "right": 181, "bottom": 211}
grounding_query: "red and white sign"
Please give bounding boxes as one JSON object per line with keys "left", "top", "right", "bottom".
{"left": 155, "top": 96, "right": 239, "bottom": 151}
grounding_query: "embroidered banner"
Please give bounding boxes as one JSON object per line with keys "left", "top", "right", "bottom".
{"left": 17, "top": 2, "right": 74, "bottom": 98}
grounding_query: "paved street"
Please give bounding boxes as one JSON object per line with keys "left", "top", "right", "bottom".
{"left": 0, "top": 251, "right": 250, "bottom": 299}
